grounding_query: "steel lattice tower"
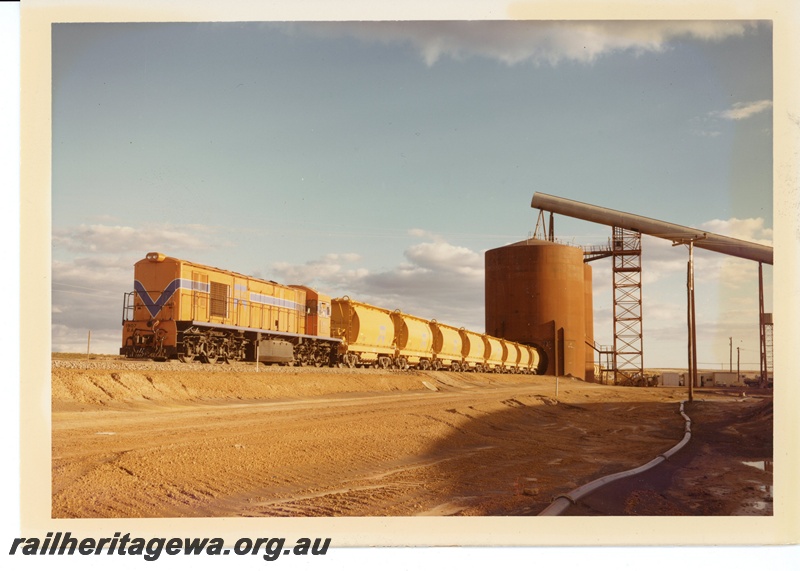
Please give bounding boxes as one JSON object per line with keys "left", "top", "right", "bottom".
{"left": 612, "top": 227, "right": 644, "bottom": 385}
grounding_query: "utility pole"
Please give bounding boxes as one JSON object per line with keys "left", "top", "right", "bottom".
{"left": 758, "top": 262, "right": 767, "bottom": 387}
{"left": 729, "top": 337, "right": 732, "bottom": 372}
{"left": 674, "top": 236, "right": 704, "bottom": 403}
{"left": 690, "top": 242, "right": 698, "bottom": 399}
{"left": 737, "top": 347, "right": 740, "bottom": 385}
{"left": 686, "top": 259, "right": 693, "bottom": 401}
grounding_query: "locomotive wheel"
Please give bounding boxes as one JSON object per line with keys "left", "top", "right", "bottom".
{"left": 178, "top": 340, "right": 196, "bottom": 363}
{"left": 202, "top": 345, "right": 218, "bottom": 365}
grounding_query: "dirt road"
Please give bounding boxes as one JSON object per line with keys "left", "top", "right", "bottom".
{"left": 51, "top": 360, "right": 773, "bottom": 518}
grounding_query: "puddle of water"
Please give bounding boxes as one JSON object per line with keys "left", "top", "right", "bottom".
{"left": 759, "top": 485, "right": 774, "bottom": 499}
{"left": 742, "top": 459, "right": 773, "bottom": 472}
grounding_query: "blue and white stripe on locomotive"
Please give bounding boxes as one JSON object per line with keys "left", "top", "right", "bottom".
{"left": 134, "top": 278, "right": 304, "bottom": 319}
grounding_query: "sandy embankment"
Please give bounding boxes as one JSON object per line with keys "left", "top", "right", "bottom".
{"left": 51, "top": 360, "right": 773, "bottom": 518}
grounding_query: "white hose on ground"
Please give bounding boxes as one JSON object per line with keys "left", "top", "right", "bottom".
{"left": 538, "top": 400, "right": 692, "bottom": 516}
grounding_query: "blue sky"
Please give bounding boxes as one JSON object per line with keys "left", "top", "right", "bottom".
{"left": 51, "top": 20, "right": 774, "bottom": 369}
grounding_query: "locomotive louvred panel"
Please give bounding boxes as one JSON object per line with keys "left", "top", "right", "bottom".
{"left": 209, "top": 281, "right": 229, "bottom": 318}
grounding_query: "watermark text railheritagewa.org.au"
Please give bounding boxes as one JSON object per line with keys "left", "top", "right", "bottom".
{"left": 9, "top": 532, "right": 331, "bottom": 562}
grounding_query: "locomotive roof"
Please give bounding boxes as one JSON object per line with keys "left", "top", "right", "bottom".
{"left": 138, "top": 252, "right": 295, "bottom": 289}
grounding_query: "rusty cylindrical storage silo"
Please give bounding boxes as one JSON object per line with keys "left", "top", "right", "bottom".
{"left": 584, "top": 263, "right": 595, "bottom": 382}
{"left": 485, "top": 238, "right": 594, "bottom": 380}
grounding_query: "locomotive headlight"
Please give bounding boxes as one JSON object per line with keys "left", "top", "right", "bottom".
{"left": 146, "top": 252, "right": 166, "bottom": 262}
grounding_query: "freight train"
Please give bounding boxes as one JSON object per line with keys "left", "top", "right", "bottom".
{"left": 121, "top": 252, "right": 545, "bottom": 373}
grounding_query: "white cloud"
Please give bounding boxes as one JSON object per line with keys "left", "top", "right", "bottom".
{"left": 712, "top": 100, "right": 773, "bottom": 121}
{"left": 271, "top": 239, "right": 486, "bottom": 330}
{"left": 271, "top": 253, "right": 367, "bottom": 286}
{"left": 51, "top": 256, "right": 132, "bottom": 353}
{"left": 53, "top": 223, "right": 221, "bottom": 255}
{"left": 408, "top": 228, "right": 435, "bottom": 238}
{"left": 404, "top": 241, "right": 483, "bottom": 277}
{"left": 284, "top": 21, "right": 759, "bottom": 66}
{"left": 701, "top": 217, "right": 773, "bottom": 245}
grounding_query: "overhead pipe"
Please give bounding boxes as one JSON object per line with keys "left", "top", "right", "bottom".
{"left": 538, "top": 401, "right": 692, "bottom": 516}
{"left": 530, "top": 192, "right": 773, "bottom": 265}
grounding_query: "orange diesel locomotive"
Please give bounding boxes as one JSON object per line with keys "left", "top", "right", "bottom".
{"left": 121, "top": 252, "right": 337, "bottom": 365}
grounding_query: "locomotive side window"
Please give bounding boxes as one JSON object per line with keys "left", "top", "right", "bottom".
{"left": 209, "top": 281, "right": 229, "bottom": 318}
